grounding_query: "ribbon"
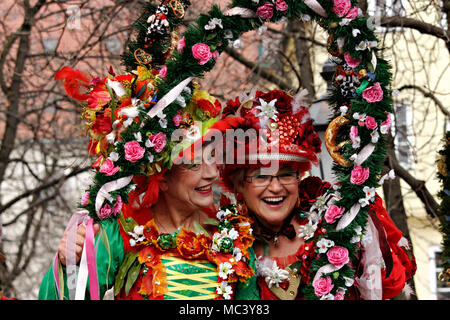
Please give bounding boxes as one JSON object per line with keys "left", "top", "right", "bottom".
{"left": 304, "top": 0, "right": 328, "bottom": 18}
{"left": 355, "top": 216, "right": 383, "bottom": 300}
{"left": 224, "top": 7, "right": 257, "bottom": 18}
{"left": 336, "top": 203, "right": 361, "bottom": 231}
{"left": 95, "top": 175, "right": 133, "bottom": 214}
{"left": 312, "top": 263, "right": 341, "bottom": 285}
{"left": 52, "top": 210, "right": 90, "bottom": 300}
{"left": 368, "top": 210, "right": 393, "bottom": 278}
{"left": 146, "top": 77, "right": 193, "bottom": 119}
{"left": 354, "top": 143, "right": 375, "bottom": 166}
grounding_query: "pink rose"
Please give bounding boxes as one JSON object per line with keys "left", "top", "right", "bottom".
{"left": 350, "top": 126, "right": 358, "bottom": 140}
{"left": 365, "top": 116, "right": 378, "bottom": 130}
{"left": 148, "top": 132, "right": 167, "bottom": 153}
{"left": 99, "top": 159, "right": 120, "bottom": 176}
{"left": 350, "top": 165, "right": 369, "bottom": 185}
{"left": 192, "top": 43, "right": 213, "bottom": 65}
{"left": 113, "top": 196, "right": 122, "bottom": 215}
{"left": 98, "top": 204, "right": 112, "bottom": 219}
{"left": 362, "top": 82, "right": 384, "bottom": 103}
{"left": 313, "top": 276, "right": 334, "bottom": 297}
{"left": 334, "top": 292, "right": 344, "bottom": 300}
{"left": 325, "top": 204, "right": 345, "bottom": 224}
{"left": 327, "top": 246, "right": 350, "bottom": 268}
{"left": 344, "top": 52, "right": 360, "bottom": 68}
{"left": 256, "top": 2, "right": 274, "bottom": 20}
{"left": 275, "top": 0, "right": 288, "bottom": 12}
{"left": 333, "top": 0, "right": 351, "bottom": 17}
{"left": 158, "top": 66, "right": 167, "bottom": 79}
{"left": 212, "top": 50, "right": 219, "bottom": 60}
{"left": 346, "top": 7, "right": 359, "bottom": 19}
{"left": 124, "top": 140, "right": 145, "bottom": 162}
{"left": 173, "top": 113, "right": 181, "bottom": 126}
{"left": 177, "top": 36, "right": 186, "bottom": 53}
{"left": 81, "top": 192, "right": 90, "bottom": 206}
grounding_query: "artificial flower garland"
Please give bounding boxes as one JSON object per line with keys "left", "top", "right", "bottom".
{"left": 114, "top": 204, "right": 254, "bottom": 299}
{"left": 437, "top": 131, "right": 450, "bottom": 281}
{"left": 55, "top": 0, "right": 397, "bottom": 300}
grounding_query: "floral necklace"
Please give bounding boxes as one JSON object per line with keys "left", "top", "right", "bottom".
{"left": 115, "top": 204, "right": 255, "bottom": 300}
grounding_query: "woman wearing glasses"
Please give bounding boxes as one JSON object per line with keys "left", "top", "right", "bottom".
{"left": 217, "top": 89, "right": 416, "bottom": 300}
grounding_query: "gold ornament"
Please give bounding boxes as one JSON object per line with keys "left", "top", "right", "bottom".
{"left": 169, "top": 0, "right": 185, "bottom": 18}
{"left": 268, "top": 267, "right": 301, "bottom": 300}
{"left": 325, "top": 115, "right": 351, "bottom": 167}
{"left": 134, "top": 48, "right": 153, "bottom": 65}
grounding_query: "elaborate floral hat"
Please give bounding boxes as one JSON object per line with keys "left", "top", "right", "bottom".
{"left": 216, "top": 88, "right": 322, "bottom": 190}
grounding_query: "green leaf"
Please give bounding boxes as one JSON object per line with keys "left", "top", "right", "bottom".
{"left": 194, "top": 221, "right": 210, "bottom": 236}
{"left": 202, "top": 218, "right": 219, "bottom": 226}
{"left": 114, "top": 251, "right": 138, "bottom": 296}
{"left": 136, "top": 83, "right": 147, "bottom": 99}
{"left": 118, "top": 213, "right": 138, "bottom": 234}
{"left": 125, "top": 262, "right": 141, "bottom": 296}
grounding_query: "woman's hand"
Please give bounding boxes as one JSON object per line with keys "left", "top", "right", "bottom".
{"left": 58, "top": 223, "right": 100, "bottom": 266}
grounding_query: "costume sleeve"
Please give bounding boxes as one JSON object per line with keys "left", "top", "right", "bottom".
{"left": 234, "top": 247, "right": 260, "bottom": 300}
{"left": 370, "top": 195, "right": 417, "bottom": 300}
{"left": 38, "top": 218, "right": 125, "bottom": 300}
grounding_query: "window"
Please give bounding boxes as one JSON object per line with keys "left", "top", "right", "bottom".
{"left": 429, "top": 246, "right": 450, "bottom": 300}
{"left": 393, "top": 100, "right": 414, "bottom": 170}
{"left": 367, "top": 0, "right": 406, "bottom": 33}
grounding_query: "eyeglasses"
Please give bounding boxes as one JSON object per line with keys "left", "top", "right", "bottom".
{"left": 244, "top": 171, "right": 299, "bottom": 187}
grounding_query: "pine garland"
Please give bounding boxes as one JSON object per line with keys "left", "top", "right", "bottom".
{"left": 437, "top": 131, "right": 450, "bottom": 279}
{"left": 61, "top": 0, "right": 397, "bottom": 300}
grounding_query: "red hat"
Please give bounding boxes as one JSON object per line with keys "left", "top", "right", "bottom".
{"left": 218, "top": 89, "right": 322, "bottom": 191}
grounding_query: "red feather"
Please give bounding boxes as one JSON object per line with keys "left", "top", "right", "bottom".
{"left": 55, "top": 66, "right": 92, "bottom": 101}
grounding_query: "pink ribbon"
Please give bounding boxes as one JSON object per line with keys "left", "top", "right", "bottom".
{"left": 85, "top": 217, "right": 99, "bottom": 300}
{"left": 304, "top": 0, "right": 328, "bottom": 18}
{"left": 52, "top": 211, "right": 99, "bottom": 300}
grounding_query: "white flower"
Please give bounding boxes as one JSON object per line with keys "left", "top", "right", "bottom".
{"left": 129, "top": 238, "right": 136, "bottom": 247}
{"left": 317, "top": 238, "right": 335, "bottom": 253}
{"left": 344, "top": 276, "right": 354, "bottom": 287}
{"left": 233, "top": 247, "right": 242, "bottom": 261}
{"left": 367, "top": 40, "right": 378, "bottom": 50}
{"left": 106, "top": 132, "right": 116, "bottom": 144}
{"left": 298, "top": 222, "right": 317, "bottom": 240}
{"left": 352, "top": 29, "right": 361, "bottom": 37}
{"left": 356, "top": 40, "right": 367, "bottom": 51}
{"left": 218, "top": 262, "right": 234, "bottom": 279}
{"left": 224, "top": 29, "right": 234, "bottom": 39}
{"left": 300, "top": 14, "right": 311, "bottom": 22}
{"left": 216, "top": 281, "right": 233, "bottom": 300}
{"left": 339, "top": 105, "right": 348, "bottom": 115}
{"left": 320, "top": 293, "right": 335, "bottom": 300}
{"left": 134, "top": 132, "right": 142, "bottom": 142}
{"left": 370, "top": 129, "right": 379, "bottom": 143}
{"left": 256, "top": 98, "right": 278, "bottom": 121}
{"left": 379, "top": 169, "right": 395, "bottom": 185}
{"left": 147, "top": 152, "right": 154, "bottom": 163}
{"left": 339, "top": 18, "right": 352, "bottom": 26}
{"left": 176, "top": 95, "right": 186, "bottom": 107}
{"left": 107, "top": 79, "right": 126, "bottom": 97}
{"left": 159, "top": 118, "right": 168, "bottom": 129}
{"left": 227, "top": 228, "right": 239, "bottom": 240}
{"left": 123, "top": 118, "right": 134, "bottom": 128}
{"left": 353, "top": 112, "right": 367, "bottom": 123}
{"left": 310, "top": 192, "right": 332, "bottom": 214}
{"left": 336, "top": 37, "right": 345, "bottom": 48}
{"left": 145, "top": 138, "right": 155, "bottom": 148}
{"left": 119, "top": 106, "right": 140, "bottom": 119}
{"left": 133, "top": 225, "right": 144, "bottom": 236}
{"left": 352, "top": 136, "right": 361, "bottom": 149}
{"left": 108, "top": 151, "right": 119, "bottom": 162}
{"left": 359, "top": 186, "right": 376, "bottom": 208}
{"left": 204, "top": 17, "right": 223, "bottom": 30}
{"left": 212, "top": 233, "right": 222, "bottom": 251}
{"left": 260, "top": 260, "right": 290, "bottom": 288}
{"left": 186, "top": 125, "right": 201, "bottom": 141}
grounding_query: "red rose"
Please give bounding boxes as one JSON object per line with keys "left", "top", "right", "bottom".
{"left": 197, "top": 98, "right": 221, "bottom": 117}
{"left": 298, "top": 176, "right": 331, "bottom": 211}
{"left": 92, "top": 113, "right": 112, "bottom": 135}
{"left": 223, "top": 97, "right": 241, "bottom": 116}
{"left": 255, "top": 90, "right": 293, "bottom": 114}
